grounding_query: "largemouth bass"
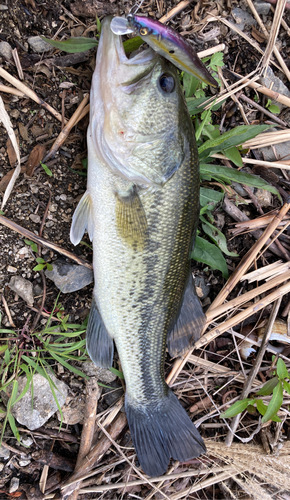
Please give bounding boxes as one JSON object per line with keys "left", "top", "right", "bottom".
{"left": 71, "top": 17, "right": 208, "bottom": 476}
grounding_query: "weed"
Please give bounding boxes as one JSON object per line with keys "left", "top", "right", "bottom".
{"left": 220, "top": 358, "right": 290, "bottom": 423}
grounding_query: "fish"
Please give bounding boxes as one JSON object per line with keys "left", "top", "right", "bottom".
{"left": 70, "top": 16, "right": 208, "bottom": 477}
{"left": 110, "top": 14, "right": 218, "bottom": 87}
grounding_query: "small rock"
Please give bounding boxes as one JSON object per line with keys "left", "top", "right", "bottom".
{"left": 232, "top": 182, "right": 251, "bottom": 197}
{"left": 253, "top": 1, "right": 271, "bottom": 15}
{"left": 59, "top": 193, "right": 67, "bottom": 201}
{"left": 0, "top": 445, "right": 10, "bottom": 459}
{"left": 0, "top": 463, "right": 4, "bottom": 472}
{"left": 260, "top": 67, "right": 290, "bottom": 111}
{"left": 28, "top": 36, "right": 52, "bottom": 53}
{"left": 257, "top": 140, "right": 290, "bottom": 162}
{"left": 255, "top": 188, "right": 272, "bottom": 207}
{"left": 194, "top": 275, "right": 210, "bottom": 299}
{"left": 82, "top": 361, "right": 117, "bottom": 382}
{"left": 232, "top": 7, "right": 256, "bottom": 30}
{"left": 29, "top": 214, "right": 41, "bottom": 224}
{"left": 0, "top": 4, "right": 8, "bottom": 9}
{"left": 10, "top": 109, "right": 20, "bottom": 119}
{"left": 57, "top": 394, "right": 86, "bottom": 425}
{"left": 21, "top": 436, "right": 33, "bottom": 447}
{"left": 0, "top": 41, "right": 12, "bottom": 59}
{"left": 19, "top": 459, "right": 31, "bottom": 467}
{"left": 45, "top": 259, "right": 93, "bottom": 293}
{"left": 9, "top": 477, "right": 19, "bottom": 494}
{"left": 17, "top": 246, "right": 29, "bottom": 258}
{"left": 4, "top": 373, "right": 68, "bottom": 430}
{"left": 7, "top": 265, "right": 17, "bottom": 273}
{"left": 9, "top": 276, "right": 34, "bottom": 307}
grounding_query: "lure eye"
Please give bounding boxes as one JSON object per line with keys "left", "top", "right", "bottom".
{"left": 159, "top": 73, "right": 175, "bottom": 93}
{"left": 140, "top": 27, "right": 149, "bottom": 35}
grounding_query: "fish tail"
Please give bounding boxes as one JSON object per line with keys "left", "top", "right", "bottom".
{"left": 125, "top": 389, "right": 206, "bottom": 477}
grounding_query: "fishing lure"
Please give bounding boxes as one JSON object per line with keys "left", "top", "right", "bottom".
{"left": 110, "top": 14, "right": 217, "bottom": 87}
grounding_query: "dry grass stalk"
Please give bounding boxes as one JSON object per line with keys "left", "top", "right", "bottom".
{"left": 231, "top": 214, "right": 290, "bottom": 235}
{"left": 242, "top": 130, "right": 290, "bottom": 149}
{"left": 225, "top": 297, "right": 281, "bottom": 446}
{"left": 205, "top": 269, "right": 290, "bottom": 322}
{"left": 260, "top": 0, "right": 287, "bottom": 71}
{"left": 231, "top": 71, "right": 290, "bottom": 107}
{"left": 212, "top": 153, "right": 290, "bottom": 171}
{"left": 159, "top": 0, "right": 195, "bottom": 23}
{"left": 43, "top": 93, "right": 89, "bottom": 162}
{"left": 0, "top": 214, "right": 92, "bottom": 269}
{"left": 0, "top": 84, "right": 25, "bottom": 97}
{"left": 0, "top": 67, "right": 66, "bottom": 124}
{"left": 0, "top": 96, "right": 21, "bottom": 210}
{"left": 245, "top": 0, "right": 290, "bottom": 81}
{"left": 241, "top": 260, "right": 289, "bottom": 282}
{"left": 12, "top": 48, "right": 23, "bottom": 80}
{"left": 238, "top": 92, "right": 288, "bottom": 127}
{"left": 197, "top": 43, "right": 226, "bottom": 59}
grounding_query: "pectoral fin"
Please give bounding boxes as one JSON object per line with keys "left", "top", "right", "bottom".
{"left": 167, "top": 274, "right": 206, "bottom": 357}
{"left": 86, "top": 298, "right": 114, "bottom": 368}
{"left": 115, "top": 185, "right": 148, "bottom": 249}
{"left": 70, "top": 190, "right": 94, "bottom": 246}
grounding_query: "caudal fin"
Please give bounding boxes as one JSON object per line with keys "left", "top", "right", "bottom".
{"left": 125, "top": 389, "right": 206, "bottom": 477}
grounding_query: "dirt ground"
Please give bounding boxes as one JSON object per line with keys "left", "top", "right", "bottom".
{"left": 1, "top": 0, "right": 290, "bottom": 499}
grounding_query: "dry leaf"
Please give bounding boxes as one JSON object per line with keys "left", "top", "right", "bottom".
{"left": 6, "top": 137, "right": 18, "bottom": 167}
{"left": 18, "top": 121, "right": 29, "bottom": 141}
{"left": 251, "top": 26, "right": 267, "bottom": 43}
{"left": 25, "top": 144, "right": 46, "bottom": 176}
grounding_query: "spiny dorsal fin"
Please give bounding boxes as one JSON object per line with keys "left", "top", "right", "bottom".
{"left": 167, "top": 273, "right": 206, "bottom": 358}
{"left": 70, "top": 190, "right": 94, "bottom": 246}
{"left": 115, "top": 185, "right": 148, "bottom": 249}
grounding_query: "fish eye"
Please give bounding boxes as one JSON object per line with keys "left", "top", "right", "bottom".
{"left": 158, "top": 73, "right": 175, "bottom": 93}
{"left": 140, "top": 27, "right": 149, "bottom": 35}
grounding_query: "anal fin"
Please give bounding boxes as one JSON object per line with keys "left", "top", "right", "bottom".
{"left": 86, "top": 298, "right": 114, "bottom": 368}
{"left": 70, "top": 190, "right": 94, "bottom": 246}
{"left": 167, "top": 273, "right": 206, "bottom": 357}
{"left": 115, "top": 184, "right": 148, "bottom": 249}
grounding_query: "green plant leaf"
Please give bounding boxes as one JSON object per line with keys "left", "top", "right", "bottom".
{"left": 33, "top": 264, "right": 45, "bottom": 271}
{"left": 186, "top": 97, "right": 223, "bottom": 116}
{"left": 200, "top": 187, "right": 224, "bottom": 209}
{"left": 256, "top": 376, "right": 279, "bottom": 396}
{"left": 8, "top": 412, "right": 20, "bottom": 441}
{"left": 36, "top": 257, "right": 45, "bottom": 264}
{"left": 277, "top": 358, "right": 289, "bottom": 380}
{"left": 198, "top": 124, "right": 271, "bottom": 159}
{"left": 223, "top": 146, "right": 243, "bottom": 167}
{"left": 268, "top": 104, "right": 280, "bottom": 114}
{"left": 183, "top": 72, "right": 199, "bottom": 98}
{"left": 256, "top": 398, "right": 282, "bottom": 422}
{"left": 262, "top": 380, "right": 283, "bottom": 423}
{"left": 24, "top": 239, "right": 38, "bottom": 253}
{"left": 110, "top": 367, "right": 124, "bottom": 379}
{"left": 201, "top": 216, "right": 238, "bottom": 257}
{"left": 200, "top": 163, "right": 279, "bottom": 196}
{"left": 40, "top": 162, "right": 53, "bottom": 176}
{"left": 191, "top": 235, "right": 228, "bottom": 278}
{"left": 220, "top": 399, "right": 251, "bottom": 418}
{"left": 0, "top": 344, "right": 8, "bottom": 354}
{"left": 123, "top": 36, "right": 143, "bottom": 53}
{"left": 41, "top": 36, "right": 98, "bottom": 53}
{"left": 46, "top": 263, "right": 53, "bottom": 271}
{"left": 49, "top": 351, "right": 89, "bottom": 379}
{"left": 283, "top": 380, "right": 290, "bottom": 395}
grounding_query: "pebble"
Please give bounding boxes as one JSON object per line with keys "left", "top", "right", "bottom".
{"left": 82, "top": 361, "right": 117, "bottom": 383}
{"left": 19, "top": 459, "right": 31, "bottom": 467}
{"left": 6, "top": 373, "right": 68, "bottom": 430}
{"left": 0, "top": 463, "right": 4, "bottom": 472}
{"left": 9, "top": 275, "right": 34, "bottom": 306}
{"left": 21, "top": 436, "right": 33, "bottom": 447}
{"left": 28, "top": 36, "right": 52, "bottom": 53}
{"left": 0, "top": 4, "right": 8, "bottom": 9}
{"left": 45, "top": 258, "right": 94, "bottom": 293}
{"left": 9, "top": 477, "right": 19, "bottom": 494}
{"left": 0, "top": 41, "right": 12, "bottom": 59}
{"left": 255, "top": 188, "right": 272, "bottom": 207}
{"left": 232, "top": 7, "right": 256, "bottom": 30}
{"left": 17, "top": 246, "right": 29, "bottom": 258}
{"left": 253, "top": 1, "right": 271, "bottom": 15}
{"left": 29, "top": 214, "right": 41, "bottom": 224}
{"left": 59, "top": 193, "right": 67, "bottom": 201}
{"left": 57, "top": 394, "right": 86, "bottom": 425}
{"left": 7, "top": 265, "right": 17, "bottom": 273}
{"left": 194, "top": 275, "right": 210, "bottom": 299}
{"left": 260, "top": 67, "right": 290, "bottom": 111}
{"left": 0, "top": 445, "right": 10, "bottom": 460}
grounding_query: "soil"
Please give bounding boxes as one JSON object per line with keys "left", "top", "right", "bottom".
{"left": 1, "top": 0, "right": 290, "bottom": 499}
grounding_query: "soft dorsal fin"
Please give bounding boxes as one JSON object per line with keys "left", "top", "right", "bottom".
{"left": 167, "top": 273, "right": 206, "bottom": 358}
{"left": 115, "top": 184, "right": 148, "bottom": 249}
{"left": 70, "top": 190, "right": 94, "bottom": 246}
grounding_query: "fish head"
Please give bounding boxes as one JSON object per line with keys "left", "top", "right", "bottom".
{"left": 89, "top": 17, "right": 193, "bottom": 187}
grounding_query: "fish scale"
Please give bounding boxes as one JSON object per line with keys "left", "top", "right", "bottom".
{"left": 70, "top": 16, "right": 208, "bottom": 477}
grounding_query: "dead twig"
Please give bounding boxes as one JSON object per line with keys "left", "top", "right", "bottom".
{"left": 225, "top": 297, "right": 282, "bottom": 446}
{"left": 62, "top": 378, "right": 100, "bottom": 500}
{"left": 0, "top": 214, "right": 92, "bottom": 269}
{"left": 238, "top": 93, "right": 288, "bottom": 128}
{"left": 160, "top": 0, "right": 195, "bottom": 23}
